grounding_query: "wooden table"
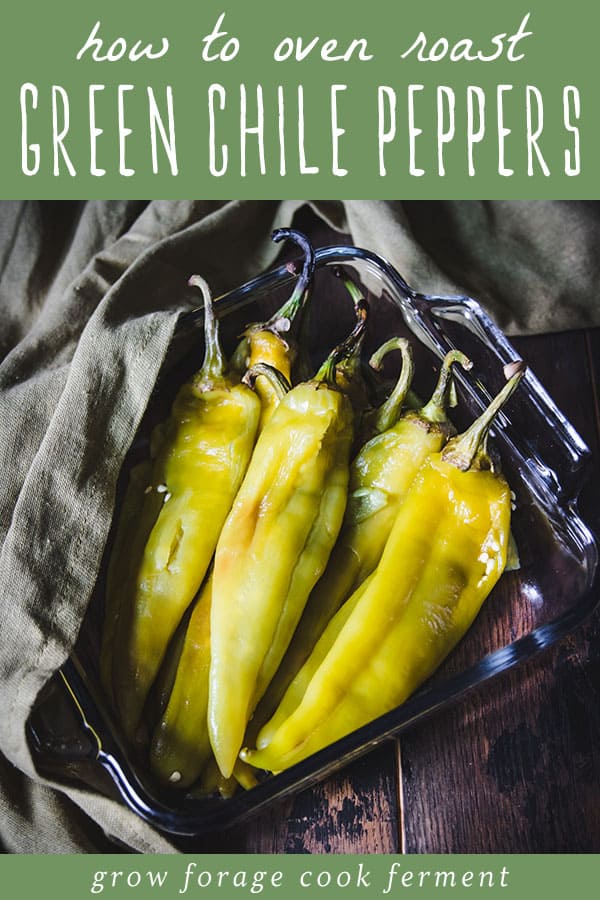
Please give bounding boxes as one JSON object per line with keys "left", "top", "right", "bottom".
{"left": 196, "top": 214, "right": 600, "bottom": 854}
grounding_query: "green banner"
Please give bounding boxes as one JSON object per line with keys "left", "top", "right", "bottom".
{"left": 1, "top": 854, "right": 599, "bottom": 897}
{"left": 1, "top": 0, "right": 598, "bottom": 198}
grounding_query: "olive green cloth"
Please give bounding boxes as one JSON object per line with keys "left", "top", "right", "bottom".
{"left": 0, "top": 200, "right": 598, "bottom": 853}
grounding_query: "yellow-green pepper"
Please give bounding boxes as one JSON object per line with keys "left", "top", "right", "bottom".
{"left": 208, "top": 315, "right": 366, "bottom": 778}
{"left": 242, "top": 361, "right": 525, "bottom": 772}
{"left": 148, "top": 238, "right": 317, "bottom": 785}
{"left": 109, "top": 276, "right": 261, "bottom": 743}
{"left": 252, "top": 346, "right": 471, "bottom": 724}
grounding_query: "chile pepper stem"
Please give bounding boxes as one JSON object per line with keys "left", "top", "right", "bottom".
{"left": 331, "top": 270, "right": 369, "bottom": 387}
{"left": 243, "top": 363, "right": 292, "bottom": 400}
{"left": 419, "top": 349, "right": 473, "bottom": 424}
{"left": 442, "top": 360, "right": 526, "bottom": 471}
{"left": 188, "top": 275, "right": 226, "bottom": 381}
{"left": 333, "top": 268, "right": 364, "bottom": 314}
{"left": 314, "top": 300, "right": 369, "bottom": 388}
{"left": 368, "top": 338, "right": 415, "bottom": 434}
{"left": 264, "top": 229, "right": 316, "bottom": 334}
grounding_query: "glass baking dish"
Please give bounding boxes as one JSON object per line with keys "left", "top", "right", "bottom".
{"left": 27, "top": 245, "right": 599, "bottom": 837}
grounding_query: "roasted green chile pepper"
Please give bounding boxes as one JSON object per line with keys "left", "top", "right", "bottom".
{"left": 148, "top": 239, "right": 317, "bottom": 785}
{"left": 243, "top": 361, "right": 525, "bottom": 772}
{"left": 208, "top": 313, "right": 367, "bottom": 778}
{"left": 252, "top": 346, "right": 471, "bottom": 723}
{"left": 315, "top": 345, "right": 472, "bottom": 617}
{"left": 109, "top": 276, "right": 261, "bottom": 743}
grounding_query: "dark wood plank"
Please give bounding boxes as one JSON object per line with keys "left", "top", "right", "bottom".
{"left": 265, "top": 745, "right": 400, "bottom": 854}
{"left": 399, "top": 329, "right": 600, "bottom": 852}
{"left": 198, "top": 744, "right": 400, "bottom": 853}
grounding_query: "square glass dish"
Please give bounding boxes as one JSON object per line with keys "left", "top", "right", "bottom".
{"left": 27, "top": 245, "right": 599, "bottom": 837}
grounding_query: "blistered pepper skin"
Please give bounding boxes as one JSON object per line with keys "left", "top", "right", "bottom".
{"left": 253, "top": 349, "right": 469, "bottom": 724}
{"left": 243, "top": 364, "right": 524, "bottom": 773}
{"left": 246, "top": 456, "right": 510, "bottom": 771}
{"left": 145, "top": 335, "right": 293, "bottom": 787}
{"left": 114, "top": 375, "right": 260, "bottom": 742}
{"left": 147, "top": 235, "right": 317, "bottom": 786}
{"left": 208, "top": 379, "right": 354, "bottom": 778}
{"left": 108, "top": 280, "right": 261, "bottom": 743}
